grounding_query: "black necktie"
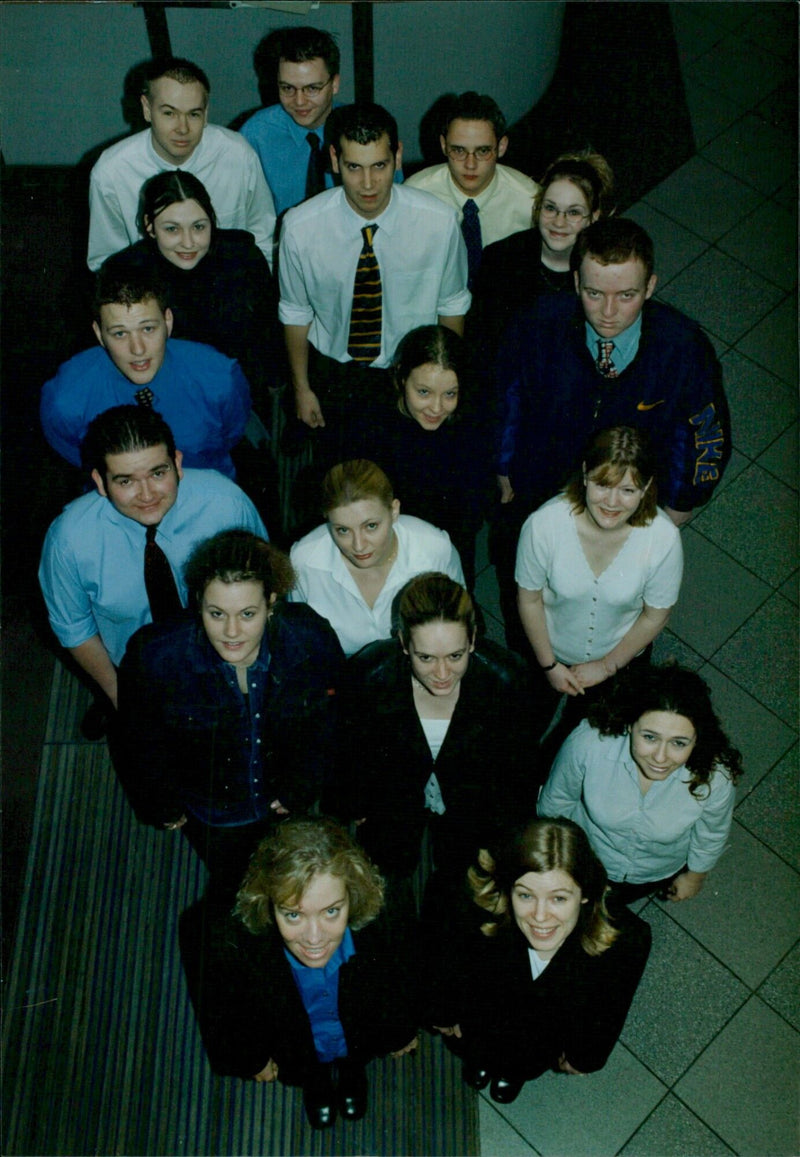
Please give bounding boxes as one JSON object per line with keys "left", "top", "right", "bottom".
{"left": 347, "top": 225, "right": 382, "bottom": 365}
{"left": 144, "top": 525, "right": 182, "bottom": 621}
{"left": 135, "top": 387, "right": 154, "bottom": 408}
{"left": 305, "top": 132, "right": 326, "bottom": 199}
{"left": 461, "top": 198, "right": 482, "bottom": 289}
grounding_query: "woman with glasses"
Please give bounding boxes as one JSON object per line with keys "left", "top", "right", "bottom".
{"left": 470, "top": 149, "right": 615, "bottom": 348}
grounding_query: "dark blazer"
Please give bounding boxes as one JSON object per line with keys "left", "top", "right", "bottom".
{"left": 425, "top": 891, "right": 651, "bottom": 1079}
{"left": 117, "top": 603, "right": 344, "bottom": 826}
{"left": 330, "top": 638, "right": 540, "bottom": 876}
{"left": 179, "top": 900, "right": 418, "bottom": 1083}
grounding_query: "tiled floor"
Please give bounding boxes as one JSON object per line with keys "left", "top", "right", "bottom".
{"left": 472, "top": 5, "right": 798, "bottom": 1154}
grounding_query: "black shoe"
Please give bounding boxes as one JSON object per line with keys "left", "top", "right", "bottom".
{"left": 80, "top": 701, "right": 108, "bottom": 741}
{"left": 462, "top": 1062, "right": 491, "bottom": 1090}
{"left": 490, "top": 1075, "right": 525, "bottom": 1104}
{"left": 302, "top": 1067, "right": 337, "bottom": 1129}
{"left": 336, "top": 1059, "right": 367, "bottom": 1121}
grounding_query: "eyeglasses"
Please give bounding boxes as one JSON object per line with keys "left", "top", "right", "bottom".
{"left": 445, "top": 144, "right": 497, "bottom": 161}
{"left": 540, "top": 202, "right": 590, "bottom": 223}
{"left": 278, "top": 77, "right": 333, "bottom": 99}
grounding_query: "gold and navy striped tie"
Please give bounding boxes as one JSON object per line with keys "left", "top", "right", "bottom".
{"left": 347, "top": 224, "right": 382, "bottom": 364}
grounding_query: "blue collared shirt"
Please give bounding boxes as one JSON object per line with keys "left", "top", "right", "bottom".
{"left": 187, "top": 641, "right": 273, "bottom": 826}
{"left": 285, "top": 927, "right": 355, "bottom": 1061}
{"left": 585, "top": 313, "right": 643, "bottom": 375}
{"left": 38, "top": 469, "right": 266, "bottom": 665}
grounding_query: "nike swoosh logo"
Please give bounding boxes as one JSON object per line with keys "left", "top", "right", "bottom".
{"left": 637, "top": 400, "right": 666, "bottom": 411}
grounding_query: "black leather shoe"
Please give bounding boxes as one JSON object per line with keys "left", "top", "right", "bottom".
{"left": 462, "top": 1063, "right": 491, "bottom": 1090}
{"left": 336, "top": 1060, "right": 368, "bottom": 1121}
{"left": 490, "top": 1075, "right": 525, "bottom": 1104}
{"left": 302, "top": 1068, "right": 337, "bottom": 1129}
{"left": 80, "top": 701, "right": 108, "bottom": 741}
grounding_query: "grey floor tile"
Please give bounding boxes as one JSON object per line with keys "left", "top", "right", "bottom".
{"left": 682, "top": 79, "right": 745, "bottom": 149}
{"left": 487, "top": 1044, "right": 666, "bottom": 1157}
{"left": 701, "top": 113, "right": 796, "bottom": 197}
{"left": 777, "top": 570, "right": 798, "bottom": 606}
{"left": 691, "top": 2, "right": 759, "bottom": 35}
{"left": 699, "top": 664, "right": 797, "bottom": 791}
{"left": 675, "top": 996, "right": 800, "bottom": 1156}
{"left": 735, "top": 294, "right": 798, "bottom": 388}
{"left": 662, "top": 821, "right": 800, "bottom": 989}
{"left": 713, "top": 447, "right": 748, "bottom": 494}
{"left": 658, "top": 249, "right": 783, "bottom": 345}
{"left": 479, "top": 1098, "right": 540, "bottom": 1157}
{"left": 474, "top": 520, "right": 490, "bottom": 575}
{"left": 651, "top": 628, "right": 705, "bottom": 671}
{"left": 643, "top": 156, "right": 761, "bottom": 243}
{"left": 717, "top": 203, "right": 797, "bottom": 293}
{"left": 625, "top": 201, "right": 708, "bottom": 287}
{"left": 758, "top": 941, "right": 800, "bottom": 1033}
{"left": 713, "top": 593, "right": 798, "bottom": 725}
{"left": 739, "top": 3, "right": 800, "bottom": 63}
{"left": 619, "top": 1094, "right": 736, "bottom": 1156}
{"left": 720, "top": 348, "right": 797, "bottom": 459}
{"left": 669, "top": 526, "right": 771, "bottom": 657}
{"left": 669, "top": 4, "right": 728, "bottom": 66}
{"left": 622, "top": 907, "right": 749, "bottom": 1085}
{"left": 691, "top": 464, "right": 797, "bottom": 588}
{"left": 755, "top": 81, "right": 799, "bottom": 135}
{"left": 480, "top": 607, "right": 508, "bottom": 649}
{"left": 475, "top": 564, "right": 503, "bottom": 623}
{"left": 757, "top": 422, "right": 798, "bottom": 491}
{"left": 772, "top": 181, "right": 798, "bottom": 212}
{"left": 736, "top": 742, "right": 799, "bottom": 870}
{"left": 687, "top": 35, "right": 790, "bottom": 109}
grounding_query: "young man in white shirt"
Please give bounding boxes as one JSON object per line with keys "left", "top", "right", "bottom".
{"left": 88, "top": 57, "right": 275, "bottom": 270}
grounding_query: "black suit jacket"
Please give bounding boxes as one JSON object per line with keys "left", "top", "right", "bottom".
{"left": 330, "top": 638, "right": 541, "bottom": 876}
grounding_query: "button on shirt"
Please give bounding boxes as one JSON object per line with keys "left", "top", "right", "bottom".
{"left": 278, "top": 185, "right": 471, "bottom": 369}
{"left": 515, "top": 497, "right": 683, "bottom": 665}
{"left": 286, "top": 927, "right": 355, "bottom": 1062}
{"left": 539, "top": 721, "right": 737, "bottom": 882}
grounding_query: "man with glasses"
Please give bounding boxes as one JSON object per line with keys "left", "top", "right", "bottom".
{"left": 407, "top": 92, "right": 538, "bottom": 285}
{"left": 241, "top": 27, "right": 343, "bottom": 216}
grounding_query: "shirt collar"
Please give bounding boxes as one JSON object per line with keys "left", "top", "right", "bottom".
{"left": 585, "top": 312, "right": 643, "bottom": 361}
{"left": 284, "top": 925, "right": 355, "bottom": 976}
{"left": 447, "top": 167, "right": 499, "bottom": 210}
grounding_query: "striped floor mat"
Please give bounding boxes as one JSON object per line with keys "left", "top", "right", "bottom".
{"left": 3, "top": 662, "right": 479, "bottom": 1156}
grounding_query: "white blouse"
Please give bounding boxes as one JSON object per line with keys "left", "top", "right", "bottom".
{"left": 515, "top": 496, "right": 683, "bottom": 665}
{"left": 289, "top": 515, "right": 464, "bottom": 657}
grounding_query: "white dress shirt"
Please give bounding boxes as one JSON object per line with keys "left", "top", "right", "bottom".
{"left": 405, "top": 163, "right": 538, "bottom": 248}
{"left": 288, "top": 514, "right": 464, "bottom": 656}
{"left": 278, "top": 185, "right": 471, "bottom": 368}
{"left": 88, "top": 125, "right": 276, "bottom": 270}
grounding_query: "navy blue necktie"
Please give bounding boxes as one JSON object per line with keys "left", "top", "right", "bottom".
{"left": 144, "top": 525, "right": 182, "bottom": 621}
{"left": 461, "top": 199, "right": 482, "bottom": 289}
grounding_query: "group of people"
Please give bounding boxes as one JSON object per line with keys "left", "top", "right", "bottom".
{"left": 35, "top": 23, "right": 741, "bottom": 1133}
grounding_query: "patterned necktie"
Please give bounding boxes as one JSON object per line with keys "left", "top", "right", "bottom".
{"left": 144, "top": 524, "right": 182, "bottom": 621}
{"left": 461, "top": 198, "right": 482, "bottom": 289}
{"left": 596, "top": 340, "right": 618, "bottom": 378}
{"left": 347, "top": 225, "right": 382, "bottom": 364}
{"left": 305, "top": 131, "right": 326, "bottom": 199}
{"left": 135, "top": 387, "right": 154, "bottom": 407}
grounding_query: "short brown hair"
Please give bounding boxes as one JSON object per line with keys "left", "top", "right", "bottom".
{"left": 572, "top": 217, "right": 654, "bottom": 282}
